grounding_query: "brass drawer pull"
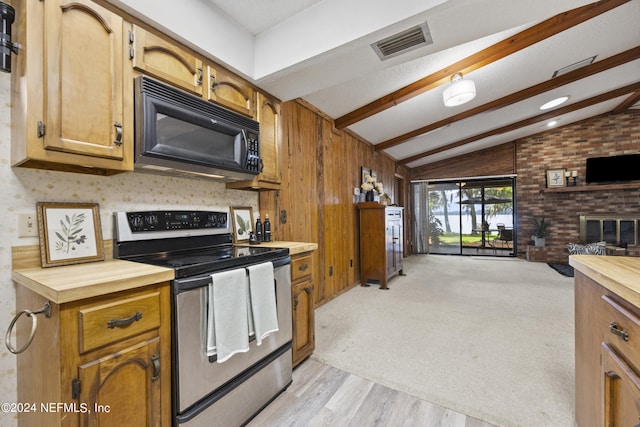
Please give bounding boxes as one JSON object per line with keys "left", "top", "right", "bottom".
{"left": 107, "top": 311, "right": 142, "bottom": 329}
{"left": 609, "top": 321, "right": 629, "bottom": 342}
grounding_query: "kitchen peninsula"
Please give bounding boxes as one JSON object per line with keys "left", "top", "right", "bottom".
{"left": 571, "top": 255, "right": 640, "bottom": 426}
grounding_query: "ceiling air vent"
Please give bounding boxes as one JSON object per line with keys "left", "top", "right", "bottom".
{"left": 372, "top": 22, "right": 433, "bottom": 61}
{"left": 552, "top": 55, "right": 597, "bottom": 78}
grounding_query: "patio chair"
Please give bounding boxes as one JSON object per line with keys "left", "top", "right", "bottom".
{"left": 492, "top": 227, "right": 513, "bottom": 252}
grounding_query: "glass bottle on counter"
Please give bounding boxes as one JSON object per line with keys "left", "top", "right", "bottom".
{"left": 263, "top": 214, "right": 271, "bottom": 242}
{"left": 255, "top": 215, "right": 263, "bottom": 242}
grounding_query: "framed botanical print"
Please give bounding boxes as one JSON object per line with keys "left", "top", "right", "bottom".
{"left": 546, "top": 168, "right": 566, "bottom": 188}
{"left": 36, "top": 202, "right": 104, "bottom": 267}
{"left": 230, "top": 206, "right": 254, "bottom": 243}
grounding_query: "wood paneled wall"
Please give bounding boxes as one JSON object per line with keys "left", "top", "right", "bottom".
{"left": 260, "top": 99, "right": 408, "bottom": 305}
{"left": 410, "top": 142, "right": 516, "bottom": 181}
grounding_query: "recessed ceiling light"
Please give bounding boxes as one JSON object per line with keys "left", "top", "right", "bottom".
{"left": 540, "top": 96, "right": 569, "bottom": 110}
{"left": 547, "top": 120, "right": 558, "bottom": 127}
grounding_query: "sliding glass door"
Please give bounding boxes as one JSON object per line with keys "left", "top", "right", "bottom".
{"left": 413, "top": 178, "right": 515, "bottom": 256}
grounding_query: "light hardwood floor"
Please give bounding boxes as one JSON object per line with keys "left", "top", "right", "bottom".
{"left": 248, "top": 358, "right": 497, "bottom": 427}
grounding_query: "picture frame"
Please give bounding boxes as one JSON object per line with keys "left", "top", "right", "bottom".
{"left": 370, "top": 169, "right": 378, "bottom": 181}
{"left": 230, "top": 206, "right": 254, "bottom": 243}
{"left": 361, "top": 166, "right": 371, "bottom": 186}
{"left": 546, "top": 168, "right": 566, "bottom": 188}
{"left": 36, "top": 202, "right": 104, "bottom": 268}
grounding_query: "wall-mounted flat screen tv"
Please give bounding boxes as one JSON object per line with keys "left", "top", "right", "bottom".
{"left": 586, "top": 153, "right": 640, "bottom": 184}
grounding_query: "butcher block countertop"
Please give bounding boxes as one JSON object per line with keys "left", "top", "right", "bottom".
{"left": 12, "top": 243, "right": 174, "bottom": 304}
{"left": 570, "top": 255, "right": 640, "bottom": 307}
{"left": 236, "top": 241, "right": 318, "bottom": 255}
{"left": 12, "top": 260, "right": 174, "bottom": 304}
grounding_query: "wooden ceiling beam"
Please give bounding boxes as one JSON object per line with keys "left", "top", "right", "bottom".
{"left": 611, "top": 90, "right": 640, "bottom": 113}
{"left": 375, "top": 46, "right": 640, "bottom": 151}
{"left": 334, "top": 0, "right": 631, "bottom": 130}
{"left": 398, "top": 81, "right": 640, "bottom": 166}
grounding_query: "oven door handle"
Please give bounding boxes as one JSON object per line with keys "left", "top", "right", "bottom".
{"left": 174, "top": 256, "right": 291, "bottom": 293}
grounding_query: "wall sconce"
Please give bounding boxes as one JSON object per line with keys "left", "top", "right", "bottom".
{"left": 1, "top": 2, "right": 18, "bottom": 73}
{"left": 443, "top": 73, "right": 476, "bottom": 107}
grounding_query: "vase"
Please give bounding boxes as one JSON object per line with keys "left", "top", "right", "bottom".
{"left": 365, "top": 190, "right": 374, "bottom": 202}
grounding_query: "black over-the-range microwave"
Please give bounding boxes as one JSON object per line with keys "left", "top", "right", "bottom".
{"left": 134, "top": 75, "right": 261, "bottom": 182}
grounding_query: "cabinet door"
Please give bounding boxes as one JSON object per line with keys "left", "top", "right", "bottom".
{"left": 255, "top": 93, "right": 282, "bottom": 184}
{"left": 130, "top": 24, "right": 204, "bottom": 96}
{"left": 292, "top": 279, "right": 315, "bottom": 367}
{"left": 602, "top": 343, "right": 640, "bottom": 426}
{"left": 78, "top": 337, "right": 162, "bottom": 427}
{"left": 207, "top": 65, "right": 255, "bottom": 117}
{"left": 44, "top": 0, "right": 126, "bottom": 161}
{"left": 385, "top": 223, "right": 396, "bottom": 278}
{"left": 395, "top": 222, "right": 404, "bottom": 271}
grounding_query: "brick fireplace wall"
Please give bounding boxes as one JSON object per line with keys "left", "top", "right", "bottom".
{"left": 515, "top": 109, "right": 640, "bottom": 264}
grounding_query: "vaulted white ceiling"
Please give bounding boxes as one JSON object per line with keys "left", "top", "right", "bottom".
{"left": 116, "top": 0, "right": 640, "bottom": 169}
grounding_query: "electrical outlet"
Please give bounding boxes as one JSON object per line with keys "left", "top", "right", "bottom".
{"left": 18, "top": 213, "right": 37, "bottom": 237}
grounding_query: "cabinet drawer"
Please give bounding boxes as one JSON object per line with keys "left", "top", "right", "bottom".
{"left": 79, "top": 292, "right": 161, "bottom": 353}
{"left": 601, "top": 294, "right": 640, "bottom": 368}
{"left": 291, "top": 254, "right": 313, "bottom": 282}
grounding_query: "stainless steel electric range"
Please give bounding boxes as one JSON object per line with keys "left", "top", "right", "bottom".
{"left": 114, "top": 210, "right": 292, "bottom": 426}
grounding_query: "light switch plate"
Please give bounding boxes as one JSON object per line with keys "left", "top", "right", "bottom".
{"left": 18, "top": 213, "right": 38, "bottom": 237}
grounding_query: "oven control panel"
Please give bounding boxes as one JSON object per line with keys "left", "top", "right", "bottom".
{"left": 126, "top": 211, "right": 228, "bottom": 232}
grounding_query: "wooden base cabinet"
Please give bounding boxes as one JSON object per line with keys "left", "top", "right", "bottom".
{"left": 574, "top": 269, "right": 640, "bottom": 427}
{"left": 358, "top": 203, "right": 403, "bottom": 289}
{"left": 15, "top": 283, "right": 171, "bottom": 427}
{"left": 291, "top": 252, "right": 315, "bottom": 367}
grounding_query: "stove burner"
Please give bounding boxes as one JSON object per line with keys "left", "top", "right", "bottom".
{"left": 114, "top": 210, "right": 289, "bottom": 279}
{"left": 123, "top": 245, "right": 288, "bottom": 278}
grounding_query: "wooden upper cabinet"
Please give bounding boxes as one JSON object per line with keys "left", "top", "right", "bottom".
{"left": 44, "top": 0, "right": 125, "bottom": 160}
{"left": 11, "top": 0, "right": 132, "bottom": 174}
{"left": 255, "top": 93, "right": 282, "bottom": 184}
{"left": 207, "top": 64, "right": 255, "bottom": 117}
{"left": 226, "top": 92, "right": 282, "bottom": 190}
{"left": 129, "top": 24, "right": 204, "bottom": 96}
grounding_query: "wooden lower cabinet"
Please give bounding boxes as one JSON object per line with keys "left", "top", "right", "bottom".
{"left": 575, "top": 270, "right": 640, "bottom": 426}
{"left": 291, "top": 252, "right": 315, "bottom": 367}
{"left": 601, "top": 343, "right": 640, "bottom": 426}
{"left": 358, "top": 203, "right": 404, "bottom": 289}
{"left": 15, "top": 283, "right": 171, "bottom": 427}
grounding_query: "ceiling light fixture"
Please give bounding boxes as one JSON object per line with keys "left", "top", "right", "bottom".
{"left": 443, "top": 73, "right": 476, "bottom": 107}
{"left": 539, "top": 96, "right": 569, "bottom": 110}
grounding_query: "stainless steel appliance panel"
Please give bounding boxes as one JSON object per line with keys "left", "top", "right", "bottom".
{"left": 177, "top": 348, "right": 292, "bottom": 426}
{"left": 175, "top": 263, "right": 292, "bottom": 412}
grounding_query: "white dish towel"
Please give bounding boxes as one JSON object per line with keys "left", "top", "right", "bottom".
{"left": 247, "top": 262, "right": 279, "bottom": 345}
{"left": 206, "top": 268, "right": 250, "bottom": 363}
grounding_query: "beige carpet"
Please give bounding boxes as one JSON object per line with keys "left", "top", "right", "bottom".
{"left": 312, "top": 255, "right": 575, "bottom": 427}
